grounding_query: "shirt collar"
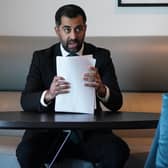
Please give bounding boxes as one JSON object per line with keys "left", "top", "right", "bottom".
{"left": 60, "top": 43, "right": 84, "bottom": 57}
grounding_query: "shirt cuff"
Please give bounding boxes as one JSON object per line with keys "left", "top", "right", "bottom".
{"left": 40, "top": 90, "right": 48, "bottom": 107}
{"left": 97, "top": 85, "right": 110, "bottom": 102}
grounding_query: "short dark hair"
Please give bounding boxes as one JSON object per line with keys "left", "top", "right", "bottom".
{"left": 55, "top": 4, "right": 87, "bottom": 26}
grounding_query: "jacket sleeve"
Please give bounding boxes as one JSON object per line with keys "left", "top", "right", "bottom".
{"left": 21, "top": 51, "right": 54, "bottom": 112}
{"left": 96, "top": 49, "right": 122, "bottom": 112}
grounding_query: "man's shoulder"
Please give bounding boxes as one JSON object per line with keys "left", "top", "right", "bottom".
{"left": 84, "top": 42, "right": 110, "bottom": 55}
{"left": 84, "top": 42, "right": 111, "bottom": 59}
{"left": 33, "top": 43, "right": 59, "bottom": 56}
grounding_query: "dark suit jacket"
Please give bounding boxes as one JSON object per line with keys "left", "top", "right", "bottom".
{"left": 21, "top": 42, "right": 122, "bottom": 113}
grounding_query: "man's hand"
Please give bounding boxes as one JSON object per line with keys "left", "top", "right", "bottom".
{"left": 44, "top": 76, "right": 70, "bottom": 103}
{"left": 83, "top": 66, "right": 106, "bottom": 98}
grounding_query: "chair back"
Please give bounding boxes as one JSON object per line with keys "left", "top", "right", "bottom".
{"left": 144, "top": 93, "right": 168, "bottom": 168}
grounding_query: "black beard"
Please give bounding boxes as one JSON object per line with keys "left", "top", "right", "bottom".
{"left": 64, "top": 39, "right": 82, "bottom": 53}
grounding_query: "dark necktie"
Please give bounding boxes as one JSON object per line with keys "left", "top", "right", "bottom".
{"left": 67, "top": 53, "right": 78, "bottom": 56}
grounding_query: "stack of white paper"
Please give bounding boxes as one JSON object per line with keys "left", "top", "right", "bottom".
{"left": 55, "top": 55, "right": 96, "bottom": 114}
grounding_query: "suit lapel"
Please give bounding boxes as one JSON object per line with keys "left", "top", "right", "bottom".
{"left": 83, "top": 43, "right": 91, "bottom": 55}
{"left": 83, "top": 42, "right": 97, "bottom": 59}
{"left": 45, "top": 43, "right": 62, "bottom": 87}
{"left": 52, "top": 43, "right": 62, "bottom": 76}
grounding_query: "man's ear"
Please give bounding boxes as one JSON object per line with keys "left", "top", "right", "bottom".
{"left": 54, "top": 26, "right": 59, "bottom": 35}
{"left": 84, "top": 24, "right": 87, "bottom": 31}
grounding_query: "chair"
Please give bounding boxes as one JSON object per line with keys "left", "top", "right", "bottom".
{"left": 44, "top": 130, "right": 94, "bottom": 168}
{"left": 52, "top": 159, "right": 94, "bottom": 168}
{"left": 144, "top": 93, "right": 168, "bottom": 168}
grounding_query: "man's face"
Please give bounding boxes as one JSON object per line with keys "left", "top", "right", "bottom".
{"left": 55, "top": 15, "right": 87, "bottom": 53}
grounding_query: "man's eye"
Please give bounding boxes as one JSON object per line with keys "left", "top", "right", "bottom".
{"left": 75, "top": 28, "right": 82, "bottom": 33}
{"left": 75, "top": 26, "right": 83, "bottom": 33}
{"left": 63, "top": 27, "right": 71, "bottom": 33}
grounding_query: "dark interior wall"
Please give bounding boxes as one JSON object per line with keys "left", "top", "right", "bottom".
{"left": 0, "top": 36, "right": 168, "bottom": 91}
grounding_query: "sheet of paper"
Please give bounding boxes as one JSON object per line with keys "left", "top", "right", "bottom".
{"left": 55, "top": 55, "right": 96, "bottom": 114}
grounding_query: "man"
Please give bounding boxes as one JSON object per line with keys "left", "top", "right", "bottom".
{"left": 16, "top": 4, "right": 130, "bottom": 168}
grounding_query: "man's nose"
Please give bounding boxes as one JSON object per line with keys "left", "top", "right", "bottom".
{"left": 69, "top": 29, "right": 77, "bottom": 39}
